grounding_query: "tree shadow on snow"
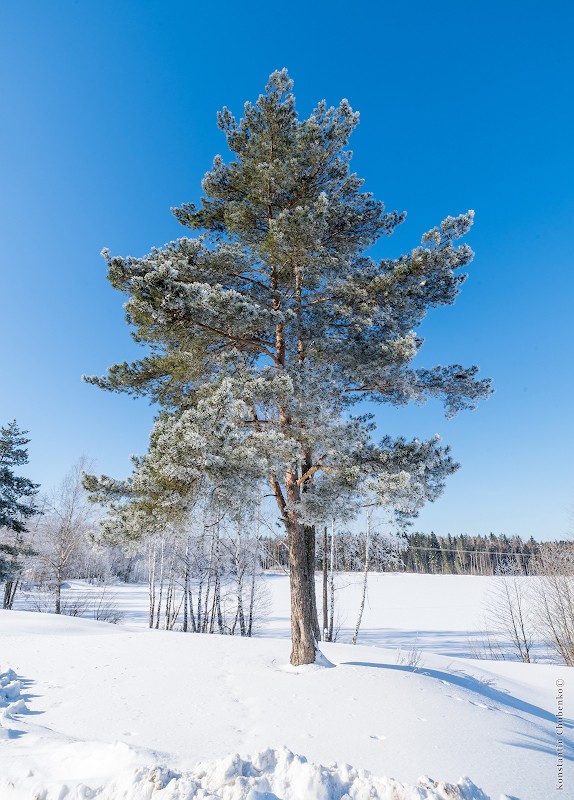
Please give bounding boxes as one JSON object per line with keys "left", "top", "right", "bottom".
{"left": 347, "top": 627, "right": 540, "bottom": 660}
{"left": 502, "top": 727, "right": 574, "bottom": 762}
{"left": 341, "top": 661, "right": 573, "bottom": 738}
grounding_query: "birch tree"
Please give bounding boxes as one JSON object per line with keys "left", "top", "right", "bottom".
{"left": 35, "top": 459, "right": 94, "bottom": 614}
{"left": 85, "top": 71, "right": 491, "bottom": 664}
{"left": 353, "top": 507, "right": 375, "bottom": 646}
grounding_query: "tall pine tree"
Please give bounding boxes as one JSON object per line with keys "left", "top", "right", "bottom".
{"left": 86, "top": 71, "right": 491, "bottom": 664}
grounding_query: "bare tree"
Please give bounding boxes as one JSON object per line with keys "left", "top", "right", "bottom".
{"left": 353, "top": 507, "right": 378, "bottom": 645}
{"left": 487, "top": 575, "right": 534, "bottom": 663}
{"left": 35, "top": 458, "right": 95, "bottom": 614}
{"left": 533, "top": 544, "right": 574, "bottom": 666}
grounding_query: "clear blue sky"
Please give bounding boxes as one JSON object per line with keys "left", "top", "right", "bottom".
{"left": 1, "top": 0, "right": 572, "bottom": 540}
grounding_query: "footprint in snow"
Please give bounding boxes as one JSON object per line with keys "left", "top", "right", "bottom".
{"left": 469, "top": 701, "right": 489, "bottom": 709}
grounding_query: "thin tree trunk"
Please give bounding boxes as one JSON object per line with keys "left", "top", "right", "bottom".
{"left": 322, "top": 526, "right": 328, "bottom": 640}
{"left": 164, "top": 551, "right": 177, "bottom": 630}
{"left": 168, "top": 591, "right": 184, "bottom": 631}
{"left": 148, "top": 542, "right": 156, "bottom": 628}
{"left": 353, "top": 514, "right": 371, "bottom": 645}
{"left": 155, "top": 537, "right": 165, "bottom": 629}
{"left": 183, "top": 539, "right": 190, "bottom": 632}
{"left": 235, "top": 527, "right": 246, "bottom": 636}
{"left": 212, "top": 526, "right": 223, "bottom": 634}
{"left": 247, "top": 537, "right": 258, "bottom": 637}
{"left": 197, "top": 577, "right": 203, "bottom": 632}
{"left": 188, "top": 582, "right": 197, "bottom": 632}
{"left": 203, "top": 526, "right": 216, "bottom": 633}
{"left": 328, "top": 520, "right": 335, "bottom": 643}
{"left": 10, "top": 579, "right": 19, "bottom": 609}
{"left": 183, "top": 533, "right": 196, "bottom": 633}
{"left": 203, "top": 580, "right": 211, "bottom": 633}
{"left": 216, "top": 574, "right": 224, "bottom": 634}
{"left": 305, "top": 523, "right": 321, "bottom": 641}
{"left": 3, "top": 579, "right": 18, "bottom": 610}
{"left": 209, "top": 574, "right": 218, "bottom": 634}
{"left": 55, "top": 568, "right": 62, "bottom": 614}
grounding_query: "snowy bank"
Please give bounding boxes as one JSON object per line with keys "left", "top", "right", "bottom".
{"left": 2, "top": 573, "right": 572, "bottom": 799}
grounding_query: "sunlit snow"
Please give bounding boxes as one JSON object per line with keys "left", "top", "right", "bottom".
{"left": 0, "top": 573, "right": 571, "bottom": 799}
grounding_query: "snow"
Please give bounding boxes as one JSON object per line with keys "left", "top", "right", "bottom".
{"left": 0, "top": 573, "right": 572, "bottom": 799}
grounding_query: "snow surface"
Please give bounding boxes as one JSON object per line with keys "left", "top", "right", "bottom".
{"left": 1, "top": 573, "right": 572, "bottom": 799}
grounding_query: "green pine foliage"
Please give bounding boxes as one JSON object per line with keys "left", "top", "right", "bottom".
{"left": 85, "top": 71, "right": 491, "bottom": 663}
{"left": 0, "top": 420, "right": 40, "bottom": 581}
{"left": 0, "top": 421, "right": 40, "bottom": 534}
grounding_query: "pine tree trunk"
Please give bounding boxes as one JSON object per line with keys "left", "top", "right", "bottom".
{"left": 280, "top": 464, "right": 318, "bottom": 665}
{"left": 287, "top": 518, "right": 317, "bottom": 664}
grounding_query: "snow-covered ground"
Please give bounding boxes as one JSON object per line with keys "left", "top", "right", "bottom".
{"left": 1, "top": 573, "right": 572, "bottom": 799}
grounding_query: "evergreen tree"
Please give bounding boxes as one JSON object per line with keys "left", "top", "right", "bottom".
{"left": 85, "top": 71, "right": 491, "bottom": 665}
{"left": 0, "top": 420, "right": 41, "bottom": 598}
{"left": 0, "top": 421, "right": 40, "bottom": 534}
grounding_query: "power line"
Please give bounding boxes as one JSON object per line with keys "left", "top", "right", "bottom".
{"left": 392, "top": 544, "right": 537, "bottom": 558}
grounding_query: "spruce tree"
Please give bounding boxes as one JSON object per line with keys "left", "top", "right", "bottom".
{"left": 0, "top": 420, "right": 40, "bottom": 597}
{"left": 0, "top": 421, "right": 40, "bottom": 534}
{"left": 86, "top": 71, "right": 491, "bottom": 665}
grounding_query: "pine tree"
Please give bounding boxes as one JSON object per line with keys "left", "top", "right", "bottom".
{"left": 85, "top": 71, "right": 491, "bottom": 665}
{"left": 0, "top": 421, "right": 40, "bottom": 534}
{"left": 0, "top": 420, "right": 41, "bottom": 601}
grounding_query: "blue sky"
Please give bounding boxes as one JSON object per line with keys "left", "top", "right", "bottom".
{"left": 1, "top": 0, "right": 572, "bottom": 539}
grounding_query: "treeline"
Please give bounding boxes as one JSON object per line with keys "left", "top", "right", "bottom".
{"left": 396, "top": 532, "right": 542, "bottom": 575}
{"left": 262, "top": 530, "right": 562, "bottom": 576}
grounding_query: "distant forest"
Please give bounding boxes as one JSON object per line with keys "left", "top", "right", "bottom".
{"left": 262, "top": 531, "right": 568, "bottom": 576}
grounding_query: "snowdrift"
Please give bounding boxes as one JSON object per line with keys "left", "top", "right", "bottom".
{"left": 1, "top": 665, "right": 488, "bottom": 799}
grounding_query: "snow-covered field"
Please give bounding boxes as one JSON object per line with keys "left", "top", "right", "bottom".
{"left": 1, "top": 573, "right": 572, "bottom": 799}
